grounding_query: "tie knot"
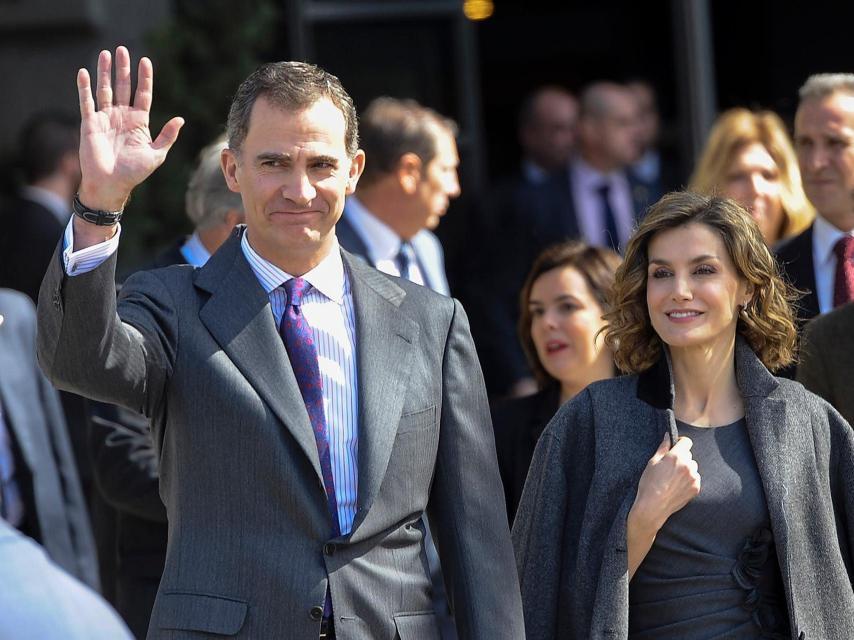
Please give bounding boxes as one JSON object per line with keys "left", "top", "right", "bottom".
{"left": 834, "top": 235, "right": 854, "bottom": 262}
{"left": 284, "top": 277, "right": 310, "bottom": 307}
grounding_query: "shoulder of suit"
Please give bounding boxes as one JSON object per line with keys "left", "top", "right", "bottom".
{"left": 0, "top": 288, "right": 36, "bottom": 326}
{"left": 774, "top": 225, "right": 812, "bottom": 260}
{"left": 804, "top": 302, "right": 854, "bottom": 343}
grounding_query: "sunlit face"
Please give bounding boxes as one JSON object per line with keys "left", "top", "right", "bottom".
{"left": 646, "top": 223, "right": 753, "bottom": 355}
{"left": 722, "top": 142, "right": 785, "bottom": 245}
{"left": 222, "top": 97, "right": 365, "bottom": 270}
{"left": 588, "top": 89, "right": 642, "bottom": 167}
{"left": 415, "top": 128, "right": 461, "bottom": 232}
{"left": 795, "top": 92, "right": 854, "bottom": 231}
{"left": 529, "top": 266, "right": 613, "bottom": 388}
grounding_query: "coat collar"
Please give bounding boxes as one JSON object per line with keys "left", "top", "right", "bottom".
{"left": 635, "top": 335, "right": 779, "bottom": 410}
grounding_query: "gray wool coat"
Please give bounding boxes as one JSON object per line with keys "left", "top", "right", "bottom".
{"left": 512, "top": 337, "right": 854, "bottom": 640}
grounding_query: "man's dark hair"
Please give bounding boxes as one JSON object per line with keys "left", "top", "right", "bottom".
{"left": 19, "top": 111, "right": 79, "bottom": 183}
{"left": 357, "top": 97, "right": 457, "bottom": 187}
{"left": 227, "top": 61, "right": 359, "bottom": 157}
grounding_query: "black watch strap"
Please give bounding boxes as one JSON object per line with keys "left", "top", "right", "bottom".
{"left": 72, "top": 193, "right": 123, "bottom": 226}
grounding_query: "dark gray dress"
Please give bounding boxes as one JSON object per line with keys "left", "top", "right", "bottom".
{"left": 629, "top": 419, "right": 790, "bottom": 639}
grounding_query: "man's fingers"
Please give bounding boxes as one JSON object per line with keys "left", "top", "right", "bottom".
{"left": 134, "top": 57, "right": 154, "bottom": 112}
{"left": 152, "top": 117, "right": 185, "bottom": 154}
{"left": 114, "top": 46, "right": 132, "bottom": 106}
{"left": 96, "top": 49, "right": 113, "bottom": 111}
{"left": 77, "top": 68, "right": 95, "bottom": 119}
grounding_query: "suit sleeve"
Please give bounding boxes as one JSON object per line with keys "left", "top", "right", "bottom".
{"left": 37, "top": 244, "right": 177, "bottom": 422}
{"left": 797, "top": 320, "right": 835, "bottom": 407}
{"left": 512, "top": 390, "right": 595, "bottom": 639}
{"left": 427, "top": 298, "right": 525, "bottom": 639}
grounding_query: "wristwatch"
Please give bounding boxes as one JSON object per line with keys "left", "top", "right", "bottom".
{"left": 72, "top": 193, "right": 124, "bottom": 226}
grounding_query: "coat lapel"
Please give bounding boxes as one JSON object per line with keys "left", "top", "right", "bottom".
{"left": 195, "top": 231, "right": 323, "bottom": 483}
{"left": 344, "top": 253, "right": 418, "bottom": 532}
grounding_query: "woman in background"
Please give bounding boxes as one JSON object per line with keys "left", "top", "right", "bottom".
{"left": 491, "top": 241, "right": 620, "bottom": 523}
{"left": 689, "top": 108, "right": 813, "bottom": 245}
{"left": 513, "top": 192, "right": 854, "bottom": 639}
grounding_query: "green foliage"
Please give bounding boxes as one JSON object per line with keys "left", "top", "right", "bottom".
{"left": 119, "top": 0, "right": 282, "bottom": 271}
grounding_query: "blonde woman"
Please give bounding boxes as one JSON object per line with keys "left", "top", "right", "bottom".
{"left": 689, "top": 108, "right": 814, "bottom": 245}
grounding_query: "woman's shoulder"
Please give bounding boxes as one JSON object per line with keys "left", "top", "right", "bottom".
{"left": 544, "top": 375, "right": 643, "bottom": 440}
{"left": 771, "top": 375, "right": 851, "bottom": 431}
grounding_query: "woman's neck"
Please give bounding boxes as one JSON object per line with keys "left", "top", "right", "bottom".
{"left": 559, "top": 360, "right": 615, "bottom": 405}
{"left": 669, "top": 339, "right": 743, "bottom": 427}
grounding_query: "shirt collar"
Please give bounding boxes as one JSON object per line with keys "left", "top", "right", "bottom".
{"left": 240, "top": 230, "right": 346, "bottom": 305}
{"left": 344, "top": 196, "right": 403, "bottom": 262}
{"left": 179, "top": 231, "right": 212, "bottom": 267}
{"left": 812, "top": 214, "right": 854, "bottom": 267}
{"left": 21, "top": 186, "right": 69, "bottom": 224}
{"left": 571, "top": 155, "right": 623, "bottom": 190}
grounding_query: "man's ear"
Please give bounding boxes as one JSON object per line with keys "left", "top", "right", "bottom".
{"left": 346, "top": 149, "right": 366, "bottom": 195}
{"left": 396, "top": 152, "right": 422, "bottom": 195}
{"left": 221, "top": 148, "right": 241, "bottom": 193}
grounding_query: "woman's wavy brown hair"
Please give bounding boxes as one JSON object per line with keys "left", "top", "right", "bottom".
{"left": 519, "top": 241, "right": 622, "bottom": 388}
{"left": 603, "top": 191, "right": 798, "bottom": 373}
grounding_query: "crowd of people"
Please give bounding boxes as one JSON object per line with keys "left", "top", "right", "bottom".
{"left": 0, "top": 42, "right": 853, "bottom": 640}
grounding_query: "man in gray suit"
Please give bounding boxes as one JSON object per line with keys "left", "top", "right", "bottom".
{"left": 337, "top": 97, "right": 459, "bottom": 296}
{"left": 37, "top": 46, "right": 522, "bottom": 639}
{"left": 0, "top": 288, "right": 98, "bottom": 590}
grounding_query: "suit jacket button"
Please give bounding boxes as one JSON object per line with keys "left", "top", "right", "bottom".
{"left": 309, "top": 605, "right": 324, "bottom": 621}
{"left": 324, "top": 542, "right": 336, "bottom": 556}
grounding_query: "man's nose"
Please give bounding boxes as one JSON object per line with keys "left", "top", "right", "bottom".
{"left": 283, "top": 170, "right": 316, "bottom": 205}
{"left": 447, "top": 171, "right": 461, "bottom": 199}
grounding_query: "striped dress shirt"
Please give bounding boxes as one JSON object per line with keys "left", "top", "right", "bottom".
{"left": 62, "top": 221, "right": 361, "bottom": 535}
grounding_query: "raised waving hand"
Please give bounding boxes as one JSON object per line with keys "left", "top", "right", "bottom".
{"left": 76, "top": 46, "right": 183, "bottom": 214}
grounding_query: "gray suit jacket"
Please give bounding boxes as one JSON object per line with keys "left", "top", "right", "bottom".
{"left": 798, "top": 301, "right": 854, "bottom": 426}
{"left": 337, "top": 207, "right": 451, "bottom": 296}
{"left": 37, "top": 228, "right": 523, "bottom": 640}
{"left": 0, "top": 518, "right": 131, "bottom": 639}
{"left": 513, "top": 337, "right": 854, "bottom": 640}
{"left": 0, "top": 288, "right": 98, "bottom": 589}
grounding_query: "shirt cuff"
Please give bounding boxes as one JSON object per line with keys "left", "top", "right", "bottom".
{"left": 62, "top": 217, "right": 122, "bottom": 276}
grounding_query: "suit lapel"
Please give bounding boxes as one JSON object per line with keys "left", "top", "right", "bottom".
{"left": 195, "top": 232, "right": 323, "bottom": 483}
{"left": 344, "top": 253, "right": 418, "bottom": 532}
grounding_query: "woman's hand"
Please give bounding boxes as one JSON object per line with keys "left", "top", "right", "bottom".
{"left": 627, "top": 434, "right": 701, "bottom": 579}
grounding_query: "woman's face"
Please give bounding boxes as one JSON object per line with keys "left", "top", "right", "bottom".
{"left": 646, "top": 223, "right": 753, "bottom": 355}
{"left": 529, "top": 266, "right": 612, "bottom": 386}
{"left": 722, "top": 142, "right": 785, "bottom": 245}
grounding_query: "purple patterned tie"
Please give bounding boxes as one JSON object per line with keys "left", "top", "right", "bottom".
{"left": 279, "top": 277, "right": 341, "bottom": 538}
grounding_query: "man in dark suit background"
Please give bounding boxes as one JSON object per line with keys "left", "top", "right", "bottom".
{"left": 778, "top": 74, "right": 854, "bottom": 325}
{"left": 38, "top": 46, "right": 522, "bottom": 639}
{"left": 337, "top": 97, "right": 459, "bottom": 296}
{"left": 0, "top": 288, "right": 98, "bottom": 589}
{"left": 0, "top": 112, "right": 80, "bottom": 302}
{"left": 797, "top": 302, "right": 854, "bottom": 426}
{"left": 88, "top": 136, "right": 244, "bottom": 638}
{"left": 478, "top": 81, "right": 651, "bottom": 397}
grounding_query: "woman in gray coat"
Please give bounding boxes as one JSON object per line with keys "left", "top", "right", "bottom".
{"left": 512, "top": 192, "right": 854, "bottom": 639}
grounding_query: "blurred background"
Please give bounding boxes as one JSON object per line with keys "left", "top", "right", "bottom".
{"left": 0, "top": 0, "right": 850, "bottom": 274}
